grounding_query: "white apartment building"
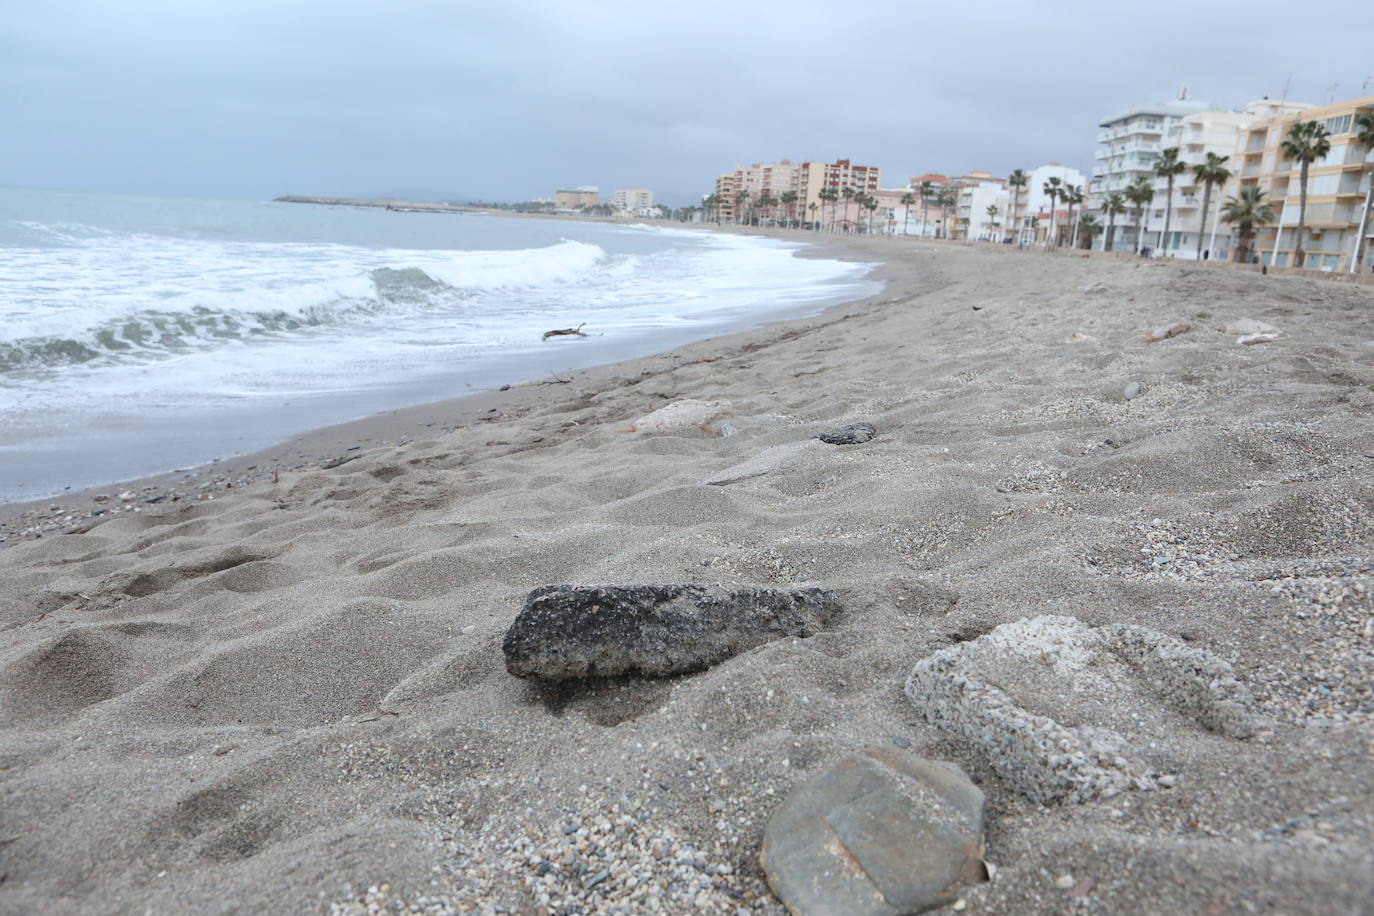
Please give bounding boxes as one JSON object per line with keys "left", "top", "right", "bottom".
{"left": 1142, "top": 99, "right": 1314, "bottom": 258}
{"left": 952, "top": 173, "right": 1009, "bottom": 241}
{"left": 611, "top": 188, "right": 655, "bottom": 215}
{"left": 1014, "top": 163, "right": 1086, "bottom": 245}
{"left": 1093, "top": 95, "right": 1209, "bottom": 249}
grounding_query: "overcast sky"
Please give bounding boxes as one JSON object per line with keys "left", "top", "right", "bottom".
{"left": 4, "top": 0, "right": 1372, "bottom": 205}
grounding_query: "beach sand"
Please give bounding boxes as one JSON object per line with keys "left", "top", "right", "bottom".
{"left": 2, "top": 234, "right": 1372, "bottom": 914}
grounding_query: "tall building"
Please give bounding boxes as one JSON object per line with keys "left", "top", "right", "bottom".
{"left": 554, "top": 187, "right": 599, "bottom": 210}
{"left": 611, "top": 189, "right": 654, "bottom": 214}
{"left": 799, "top": 159, "right": 882, "bottom": 230}
{"left": 1115, "top": 99, "right": 1313, "bottom": 255}
{"left": 1094, "top": 96, "right": 1210, "bottom": 249}
{"left": 711, "top": 158, "right": 880, "bottom": 227}
{"left": 1018, "top": 164, "right": 1087, "bottom": 245}
{"left": 949, "top": 171, "right": 1009, "bottom": 241}
{"left": 1233, "top": 93, "right": 1374, "bottom": 271}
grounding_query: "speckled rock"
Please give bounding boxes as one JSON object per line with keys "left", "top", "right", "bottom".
{"left": 905, "top": 615, "right": 1258, "bottom": 804}
{"left": 503, "top": 584, "right": 842, "bottom": 679}
{"left": 760, "top": 747, "right": 986, "bottom": 915}
{"left": 816, "top": 422, "right": 877, "bottom": 445}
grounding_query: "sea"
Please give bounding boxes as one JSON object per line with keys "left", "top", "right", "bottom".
{"left": 0, "top": 188, "right": 879, "bottom": 501}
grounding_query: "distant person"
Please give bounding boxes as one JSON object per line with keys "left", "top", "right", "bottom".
{"left": 1202, "top": 250, "right": 1209, "bottom": 261}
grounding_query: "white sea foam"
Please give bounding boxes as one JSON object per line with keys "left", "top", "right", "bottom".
{"left": 1, "top": 191, "right": 879, "bottom": 497}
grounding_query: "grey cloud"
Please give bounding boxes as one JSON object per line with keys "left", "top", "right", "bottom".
{"left": 3, "top": 0, "right": 1370, "bottom": 204}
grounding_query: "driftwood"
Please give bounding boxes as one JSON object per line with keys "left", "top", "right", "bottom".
{"left": 542, "top": 322, "right": 588, "bottom": 341}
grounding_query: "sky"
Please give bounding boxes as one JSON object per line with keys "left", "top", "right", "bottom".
{"left": 4, "top": 0, "right": 1373, "bottom": 206}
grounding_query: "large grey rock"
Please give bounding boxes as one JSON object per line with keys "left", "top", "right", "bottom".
{"left": 503, "top": 584, "right": 841, "bottom": 679}
{"left": 905, "top": 615, "right": 1257, "bottom": 804}
{"left": 761, "top": 747, "right": 986, "bottom": 915}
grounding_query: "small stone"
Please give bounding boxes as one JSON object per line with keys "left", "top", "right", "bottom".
{"left": 1144, "top": 322, "right": 1190, "bottom": 343}
{"left": 1055, "top": 874, "right": 1075, "bottom": 889}
{"left": 1123, "top": 382, "right": 1141, "bottom": 400}
{"left": 761, "top": 747, "right": 986, "bottom": 916}
{"left": 816, "top": 422, "right": 877, "bottom": 445}
{"left": 892, "top": 736, "right": 911, "bottom": 749}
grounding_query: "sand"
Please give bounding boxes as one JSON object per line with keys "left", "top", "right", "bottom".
{"left": 2, "top": 233, "right": 1373, "bottom": 914}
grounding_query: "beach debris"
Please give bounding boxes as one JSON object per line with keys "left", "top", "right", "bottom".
{"left": 542, "top": 323, "right": 588, "bottom": 341}
{"left": 760, "top": 747, "right": 986, "bottom": 916}
{"left": 905, "top": 615, "right": 1258, "bottom": 804}
{"left": 630, "top": 399, "right": 728, "bottom": 433}
{"left": 1226, "top": 318, "right": 1280, "bottom": 345}
{"left": 1123, "top": 382, "right": 1142, "bottom": 400}
{"left": 1068, "top": 332, "right": 1095, "bottom": 343}
{"left": 703, "top": 440, "right": 828, "bottom": 485}
{"left": 816, "top": 422, "right": 876, "bottom": 445}
{"left": 1145, "top": 321, "right": 1190, "bottom": 343}
{"left": 503, "top": 584, "right": 841, "bottom": 680}
{"left": 1081, "top": 281, "right": 1108, "bottom": 294}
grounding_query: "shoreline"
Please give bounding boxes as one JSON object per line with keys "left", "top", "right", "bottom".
{"left": 0, "top": 225, "right": 890, "bottom": 544}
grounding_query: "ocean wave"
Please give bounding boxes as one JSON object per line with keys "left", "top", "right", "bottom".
{"left": 1, "top": 239, "right": 609, "bottom": 373}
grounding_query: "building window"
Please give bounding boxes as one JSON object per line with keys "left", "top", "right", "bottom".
{"left": 1323, "top": 114, "right": 1352, "bottom": 135}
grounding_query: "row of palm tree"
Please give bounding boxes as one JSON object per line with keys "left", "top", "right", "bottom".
{"left": 697, "top": 113, "right": 1373, "bottom": 264}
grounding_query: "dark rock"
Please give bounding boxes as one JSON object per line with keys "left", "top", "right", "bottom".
{"left": 761, "top": 747, "right": 986, "bottom": 915}
{"left": 503, "top": 584, "right": 842, "bottom": 680}
{"left": 816, "top": 423, "right": 876, "bottom": 445}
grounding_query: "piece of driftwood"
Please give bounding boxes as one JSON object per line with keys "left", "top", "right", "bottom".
{"left": 542, "top": 323, "right": 587, "bottom": 341}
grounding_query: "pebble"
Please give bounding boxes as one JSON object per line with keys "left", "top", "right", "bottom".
{"left": 1123, "top": 382, "right": 1141, "bottom": 400}
{"left": 1055, "top": 874, "right": 1076, "bottom": 889}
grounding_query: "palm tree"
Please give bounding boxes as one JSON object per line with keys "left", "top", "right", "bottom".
{"left": 1007, "top": 169, "right": 1029, "bottom": 245}
{"left": 757, "top": 191, "right": 778, "bottom": 227}
{"left": 863, "top": 195, "right": 879, "bottom": 234}
{"left": 781, "top": 190, "right": 799, "bottom": 228}
{"left": 1064, "top": 185, "right": 1084, "bottom": 247}
{"left": 1123, "top": 177, "right": 1155, "bottom": 253}
{"left": 1076, "top": 213, "right": 1102, "bottom": 249}
{"left": 1220, "top": 185, "right": 1275, "bottom": 266}
{"left": 807, "top": 201, "right": 819, "bottom": 230}
{"left": 1042, "top": 176, "right": 1064, "bottom": 246}
{"left": 1281, "top": 120, "right": 1333, "bottom": 268}
{"left": 900, "top": 191, "right": 916, "bottom": 236}
{"left": 985, "top": 203, "right": 1000, "bottom": 240}
{"left": 1153, "top": 147, "right": 1187, "bottom": 255}
{"left": 1191, "top": 152, "right": 1232, "bottom": 260}
{"left": 818, "top": 187, "right": 838, "bottom": 232}
{"left": 1101, "top": 192, "right": 1126, "bottom": 252}
{"left": 937, "top": 187, "right": 958, "bottom": 238}
{"left": 919, "top": 180, "right": 935, "bottom": 237}
{"left": 734, "top": 189, "right": 750, "bottom": 225}
{"left": 839, "top": 186, "right": 856, "bottom": 233}
{"left": 1348, "top": 112, "right": 1374, "bottom": 274}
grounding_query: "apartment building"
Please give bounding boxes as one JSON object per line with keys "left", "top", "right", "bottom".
{"left": 554, "top": 187, "right": 599, "bottom": 210}
{"left": 712, "top": 173, "right": 738, "bottom": 222}
{"left": 1126, "top": 99, "right": 1311, "bottom": 257}
{"left": 1093, "top": 96, "right": 1211, "bottom": 249}
{"left": 1233, "top": 93, "right": 1374, "bottom": 271}
{"left": 798, "top": 159, "right": 881, "bottom": 229}
{"left": 711, "top": 158, "right": 880, "bottom": 227}
{"left": 611, "top": 188, "right": 654, "bottom": 214}
{"left": 949, "top": 171, "right": 1009, "bottom": 241}
{"left": 1018, "top": 163, "right": 1086, "bottom": 246}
